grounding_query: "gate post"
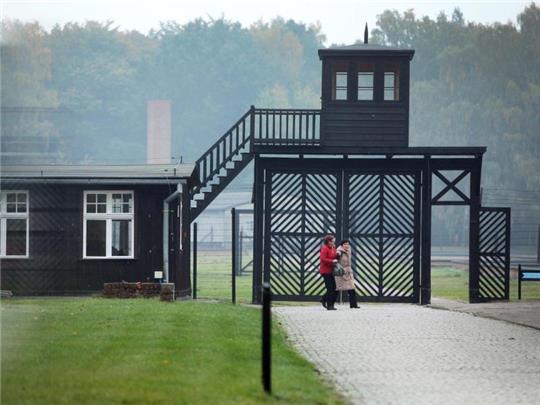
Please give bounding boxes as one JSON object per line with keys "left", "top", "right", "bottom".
{"left": 469, "top": 156, "right": 482, "bottom": 303}
{"left": 537, "top": 224, "right": 540, "bottom": 263}
{"left": 420, "top": 157, "right": 432, "bottom": 305}
{"left": 193, "top": 222, "right": 197, "bottom": 299}
{"left": 252, "top": 156, "right": 264, "bottom": 304}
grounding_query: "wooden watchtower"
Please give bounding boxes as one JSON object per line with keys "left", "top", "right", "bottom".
{"left": 190, "top": 37, "right": 511, "bottom": 305}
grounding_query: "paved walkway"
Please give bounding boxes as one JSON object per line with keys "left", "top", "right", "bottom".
{"left": 274, "top": 304, "right": 540, "bottom": 405}
{"left": 430, "top": 298, "right": 540, "bottom": 330}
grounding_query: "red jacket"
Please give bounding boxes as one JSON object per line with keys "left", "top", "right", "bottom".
{"left": 320, "top": 244, "right": 337, "bottom": 275}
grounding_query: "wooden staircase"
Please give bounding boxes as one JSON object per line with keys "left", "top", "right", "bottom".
{"left": 190, "top": 108, "right": 254, "bottom": 220}
{"left": 190, "top": 106, "right": 321, "bottom": 220}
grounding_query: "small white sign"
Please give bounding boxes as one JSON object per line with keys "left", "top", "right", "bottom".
{"left": 154, "top": 271, "right": 163, "bottom": 279}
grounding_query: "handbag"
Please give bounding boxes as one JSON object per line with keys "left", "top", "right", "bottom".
{"left": 333, "top": 262, "right": 345, "bottom": 277}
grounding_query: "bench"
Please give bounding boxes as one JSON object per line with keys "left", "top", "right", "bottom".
{"left": 518, "top": 264, "right": 540, "bottom": 299}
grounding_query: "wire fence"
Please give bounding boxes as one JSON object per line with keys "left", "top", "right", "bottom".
{"left": 191, "top": 211, "right": 253, "bottom": 303}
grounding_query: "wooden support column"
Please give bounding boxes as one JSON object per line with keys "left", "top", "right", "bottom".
{"left": 468, "top": 155, "right": 482, "bottom": 303}
{"left": 252, "top": 156, "right": 264, "bottom": 304}
{"left": 420, "top": 156, "right": 432, "bottom": 305}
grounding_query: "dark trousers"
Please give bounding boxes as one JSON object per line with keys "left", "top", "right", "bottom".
{"left": 346, "top": 289, "right": 358, "bottom": 308}
{"left": 321, "top": 274, "right": 337, "bottom": 307}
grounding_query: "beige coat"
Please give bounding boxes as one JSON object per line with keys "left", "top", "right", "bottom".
{"left": 335, "top": 246, "right": 355, "bottom": 291}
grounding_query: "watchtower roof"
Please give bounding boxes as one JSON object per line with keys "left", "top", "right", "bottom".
{"left": 318, "top": 43, "right": 415, "bottom": 59}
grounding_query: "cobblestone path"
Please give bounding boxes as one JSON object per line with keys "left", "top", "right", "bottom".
{"left": 274, "top": 304, "right": 540, "bottom": 405}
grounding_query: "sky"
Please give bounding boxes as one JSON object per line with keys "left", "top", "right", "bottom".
{"left": 1, "top": 0, "right": 533, "bottom": 44}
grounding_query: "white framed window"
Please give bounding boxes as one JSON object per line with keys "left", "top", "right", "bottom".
{"left": 83, "top": 191, "right": 134, "bottom": 259}
{"left": 384, "top": 63, "right": 400, "bottom": 101}
{"left": 0, "top": 191, "right": 29, "bottom": 258}
{"left": 357, "top": 63, "right": 374, "bottom": 101}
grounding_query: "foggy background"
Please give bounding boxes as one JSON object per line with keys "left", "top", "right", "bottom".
{"left": 1, "top": 4, "right": 539, "bottom": 254}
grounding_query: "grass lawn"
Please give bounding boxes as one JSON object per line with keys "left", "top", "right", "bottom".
{"left": 196, "top": 252, "right": 253, "bottom": 303}
{"left": 432, "top": 267, "right": 540, "bottom": 301}
{"left": 195, "top": 252, "right": 540, "bottom": 303}
{"left": 1, "top": 298, "right": 343, "bottom": 404}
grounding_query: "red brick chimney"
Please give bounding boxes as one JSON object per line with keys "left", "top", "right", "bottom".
{"left": 147, "top": 100, "right": 171, "bottom": 164}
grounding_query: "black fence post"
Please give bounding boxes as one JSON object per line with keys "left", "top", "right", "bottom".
{"left": 232, "top": 208, "right": 236, "bottom": 304}
{"left": 518, "top": 264, "right": 522, "bottom": 300}
{"left": 239, "top": 230, "right": 244, "bottom": 276}
{"left": 262, "top": 282, "right": 271, "bottom": 394}
{"left": 537, "top": 225, "right": 540, "bottom": 263}
{"left": 193, "top": 222, "right": 197, "bottom": 299}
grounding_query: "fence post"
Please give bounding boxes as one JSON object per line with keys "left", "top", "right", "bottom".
{"left": 518, "top": 264, "right": 522, "bottom": 300}
{"left": 262, "top": 282, "right": 271, "bottom": 394}
{"left": 537, "top": 224, "right": 540, "bottom": 263}
{"left": 232, "top": 208, "right": 236, "bottom": 304}
{"left": 239, "top": 230, "right": 244, "bottom": 276}
{"left": 250, "top": 105, "right": 255, "bottom": 152}
{"left": 193, "top": 222, "right": 197, "bottom": 299}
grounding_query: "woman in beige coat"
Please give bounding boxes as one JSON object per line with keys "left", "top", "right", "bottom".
{"left": 335, "top": 240, "right": 359, "bottom": 308}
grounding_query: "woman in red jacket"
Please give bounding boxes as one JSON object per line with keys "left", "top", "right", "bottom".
{"left": 320, "top": 234, "right": 338, "bottom": 310}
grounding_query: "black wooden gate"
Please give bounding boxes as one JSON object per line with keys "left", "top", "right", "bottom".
{"left": 263, "top": 166, "right": 420, "bottom": 302}
{"left": 477, "top": 207, "right": 511, "bottom": 300}
{"left": 344, "top": 171, "right": 421, "bottom": 302}
{"left": 265, "top": 170, "right": 341, "bottom": 300}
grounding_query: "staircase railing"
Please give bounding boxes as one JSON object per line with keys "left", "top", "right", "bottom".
{"left": 192, "top": 106, "right": 322, "bottom": 215}
{"left": 193, "top": 108, "right": 253, "bottom": 195}
{"left": 252, "top": 108, "right": 321, "bottom": 146}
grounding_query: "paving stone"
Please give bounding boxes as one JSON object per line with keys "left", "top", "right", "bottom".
{"left": 274, "top": 304, "right": 540, "bottom": 405}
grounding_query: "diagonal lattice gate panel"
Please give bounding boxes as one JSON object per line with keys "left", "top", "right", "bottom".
{"left": 478, "top": 207, "right": 510, "bottom": 300}
{"left": 266, "top": 171, "right": 340, "bottom": 299}
{"left": 346, "top": 172, "right": 419, "bottom": 301}
{"left": 264, "top": 167, "right": 419, "bottom": 302}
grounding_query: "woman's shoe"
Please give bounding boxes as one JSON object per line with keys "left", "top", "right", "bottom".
{"left": 326, "top": 304, "right": 337, "bottom": 311}
{"left": 350, "top": 305, "right": 360, "bottom": 309}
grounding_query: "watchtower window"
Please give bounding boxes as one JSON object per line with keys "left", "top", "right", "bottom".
{"left": 332, "top": 63, "right": 348, "bottom": 100}
{"left": 357, "top": 63, "right": 374, "bottom": 101}
{"left": 384, "top": 64, "right": 400, "bottom": 101}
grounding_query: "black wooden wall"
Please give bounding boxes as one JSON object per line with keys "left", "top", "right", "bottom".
{"left": 0, "top": 183, "right": 190, "bottom": 295}
{"left": 320, "top": 57, "right": 411, "bottom": 147}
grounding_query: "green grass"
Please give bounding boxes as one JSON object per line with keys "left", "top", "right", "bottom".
{"left": 432, "top": 267, "right": 540, "bottom": 301}
{"left": 195, "top": 252, "right": 540, "bottom": 303}
{"left": 1, "top": 298, "right": 343, "bottom": 405}
{"left": 196, "top": 252, "right": 253, "bottom": 303}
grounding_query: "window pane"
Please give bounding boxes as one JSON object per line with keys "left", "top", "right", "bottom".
{"left": 86, "top": 220, "right": 106, "bottom": 256}
{"left": 122, "top": 194, "right": 133, "bottom": 213}
{"left": 17, "top": 202, "right": 27, "bottom": 213}
{"left": 97, "top": 203, "right": 106, "bottom": 213}
{"left": 384, "top": 72, "right": 395, "bottom": 87}
{"left": 335, "top": 88, "right": 347, "bottom": 100}
{"left": 112, "top": 194, "right": 122, "bottom": 213}
{"left": 87, "top": 204, "right": 96, "bottom": 213}
{"left": 358, "top": 73, "right": 373, "bottom": 87}
{"left": 358, "top": 89, "right": 373, "bottom": 101}
{"left": 332, "top": 62, "right": 349, "bottom": 101}
{"left": 357, "top": 64, "right": 374, "bottom": 101}
{"left": 7, "top": 203, "right": 16, "bottom": 213}
{"left": 17, "top": 193, "right": 27, "bottom": 203}
{"left": 335, "top": 72, "right": 347, "bottom": 87}
{"left": 97, "top": 194, "right": 106, "bottom": 203}
{"left": 384, "top": 64, "right": 400, "bottom": 101}
{"left": 384, "top": 89, "right": 395, "bottom": 101}
{"left": 112, "top": 220, "right": 131, "bottom": 256}
{"left": 6, "top": 218, "right": 26, "bottom": 256}
{"left": 6, "top": 194, "right": 16, "bottom": 203}
{"left": 87, "top": 194, "right": 96, "bottom": 203}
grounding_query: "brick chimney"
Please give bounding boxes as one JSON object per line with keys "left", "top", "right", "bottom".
{"left": 147, "top": 100, "right": 171, "bottom": 164}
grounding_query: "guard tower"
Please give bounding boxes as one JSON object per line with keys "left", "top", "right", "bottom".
{"left": 319, "top": 39, "right": 413, "bottom": 148}
{"left": 189, "top": 36, "right": 511, "bottom": 305}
